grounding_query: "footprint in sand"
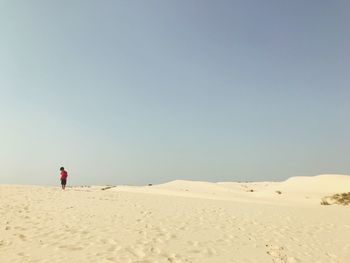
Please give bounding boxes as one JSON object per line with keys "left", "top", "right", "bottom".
{"left": 265, "top": 244, "right": 299, "bottom": 263}
{"left": 14, "top": 233, "right": 27, "bottom": 241}
{"left": 0, "top": 240, "right": 12, "bottom": 246}
{"left": 125, "top": 246, "right": 146, "bottom": 259}
{"left": 107, "top": 245, "right": 122, "bottom": 252}
{"left": 58, "top": 245, "right": 83, "bottom": 251}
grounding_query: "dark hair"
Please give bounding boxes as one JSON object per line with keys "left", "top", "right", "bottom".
{"left": 60, "top": 167, "right": 64, "bottom": 171}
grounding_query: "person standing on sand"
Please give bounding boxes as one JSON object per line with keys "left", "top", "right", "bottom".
{"left": 60, "top": 167, "right": 68, "bottom": 190}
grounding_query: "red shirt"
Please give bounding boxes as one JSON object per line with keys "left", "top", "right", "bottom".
{"left": 60, "top": 170, "right": 68, "bottom": 180}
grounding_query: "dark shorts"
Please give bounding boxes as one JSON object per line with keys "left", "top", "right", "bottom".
{"left": 61, "top": 179, "right": 67, "bottom": 185}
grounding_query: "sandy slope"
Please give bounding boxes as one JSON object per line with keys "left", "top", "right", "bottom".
{"left": 0, "top": 175, "right": 349, "bottom": 263}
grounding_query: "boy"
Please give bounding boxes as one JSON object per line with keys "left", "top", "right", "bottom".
{"left": 60, "top": 167, "right": 68, "bottom": 190}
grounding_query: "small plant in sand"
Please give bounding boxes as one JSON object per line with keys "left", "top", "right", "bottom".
{"left": 320, "top": 199, "right": 330, "bottom": 205}
{"left": 331, "top": 192, "right": 350, "bottom": 205}
{"left": 321, "top": 192, "right": 350, "bottom": 206}
{"left": 275, "top": 190, "right": 282, "bottom": 195}
{"left": 101, "top": 185, "right": 116, "bottom": 191}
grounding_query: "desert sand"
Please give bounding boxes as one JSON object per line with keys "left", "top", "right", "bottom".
{"left": 0, "top": 174, "right": 349, "bottom": 263}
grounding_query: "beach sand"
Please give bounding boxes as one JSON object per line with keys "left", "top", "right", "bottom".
{"left": 0, "top": 174, "right": 349, "bottom": 262}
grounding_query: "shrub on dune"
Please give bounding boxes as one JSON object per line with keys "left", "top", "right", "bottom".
{"left": 321, "top": 192, "right": 350, "bottom": 206}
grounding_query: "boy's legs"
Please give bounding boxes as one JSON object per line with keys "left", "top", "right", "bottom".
{"left": 61, "top": 179, "right": 66, "bottom": 190}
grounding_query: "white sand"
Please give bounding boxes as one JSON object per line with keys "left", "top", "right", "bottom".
{"left": 0, "top": 174, "right": 349, "bottom": 263}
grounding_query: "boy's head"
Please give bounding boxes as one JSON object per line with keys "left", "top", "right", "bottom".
{"left": 60, "top": 167, "right": 65, "bottom": 171}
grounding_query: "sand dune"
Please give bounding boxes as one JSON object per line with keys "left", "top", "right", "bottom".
{"left": 0, "top": 175, "right": 349, "bottom": 262}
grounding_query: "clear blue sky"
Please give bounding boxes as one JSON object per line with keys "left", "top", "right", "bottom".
{"left": 1, "top": 0, "right": 349, "bottom": 185}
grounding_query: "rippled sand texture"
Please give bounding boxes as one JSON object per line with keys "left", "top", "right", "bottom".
{"left": 0, "top": 175, "right": 349, "bottom": 262}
